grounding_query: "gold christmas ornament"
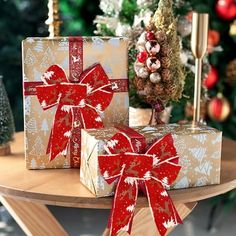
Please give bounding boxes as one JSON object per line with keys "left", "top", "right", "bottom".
{"left": 229, "top": 20, "right": 236, "bottom": 37}
{"left": 226, "top": 58, "right": 236, "bottom": 84}
{"left": 207, "top": 94, "right": 231, "bottom": 122}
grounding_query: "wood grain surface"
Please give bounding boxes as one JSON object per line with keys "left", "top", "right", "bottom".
{"left": 0, "top": 132, "right": 235, "bottom": 209}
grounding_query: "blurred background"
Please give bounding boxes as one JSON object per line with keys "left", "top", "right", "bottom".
{"left": 0, "top": 0, "right": 236, "bottom": 235}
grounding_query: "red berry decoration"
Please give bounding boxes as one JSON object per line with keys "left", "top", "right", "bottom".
{"left": 208, "top": 94, "right": 231, "bottom": 122}
{"left": 204, "top": 66, "right": 219, "bottom": 89}
{"left": 137, "top": 51, "right": 148, "bottom": 63}
{"left": 216, "top": 0, "right": 236, "bottom": 21}
{"left": 146, "top": 31, "right": 156, "bottom": 41}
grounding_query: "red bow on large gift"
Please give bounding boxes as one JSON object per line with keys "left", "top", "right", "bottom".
{"left": 36, "top": 63, "right": 113, "bottom": 161}
{"left": 99, "top": 131, "right": 182, "bottom": 236}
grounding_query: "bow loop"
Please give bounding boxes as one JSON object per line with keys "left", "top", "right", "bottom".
{"left": 36, "top": 63, "right": 113, "bottom": 161}
{"left": 98, "top": 130, "right": 182, "bottom": 236}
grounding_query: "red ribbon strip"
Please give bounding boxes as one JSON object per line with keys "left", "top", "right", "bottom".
{"left": 99, "top": 130, "right": 182, "bottom": 236}
{"left": 36, "top": 63, "right": 113, "bottom": 162}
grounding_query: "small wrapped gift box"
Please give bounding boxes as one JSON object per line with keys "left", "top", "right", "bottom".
{"left": 22, "top": 37, "right": 129, "bottom": 169}
{"left": 80, "top": 124, "right": 222, "bottom": 197}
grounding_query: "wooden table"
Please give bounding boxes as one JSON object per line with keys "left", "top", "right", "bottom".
{"left": 0, "top": 133, "right": 236, "bottom": 236}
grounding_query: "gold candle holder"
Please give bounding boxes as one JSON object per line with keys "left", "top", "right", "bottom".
{"left": 191, "top": 12, "right": 209, "bottom": 125}
{"left": 45, "top": 0, "right": 62, "bottom": 37}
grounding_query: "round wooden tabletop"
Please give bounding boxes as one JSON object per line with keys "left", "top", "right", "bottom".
{"left": 0, "top": 132, "right": 236, "bottom": 209}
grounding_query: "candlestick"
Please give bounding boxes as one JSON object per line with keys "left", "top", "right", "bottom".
{"left": 45, "top": 0, "right": 62, "bottom": 37}
{"left": 191, "top": 12, "right": 209, "bottom": 125}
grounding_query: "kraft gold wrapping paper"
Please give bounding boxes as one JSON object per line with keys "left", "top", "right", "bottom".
{"left": 80, "top": 124, "right": 222, "bottom": 197}
{"left": 22, "top": 37, "right": 129, "bottom": 169}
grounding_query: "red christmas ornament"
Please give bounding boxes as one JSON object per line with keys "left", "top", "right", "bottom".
{"left": 204, "top": 66, "right": 219, "bottom": 89}
{"left": 208, "top": 30, "right": 220, "bottom": 53}
{"left": 216, "top": 0, "right": 236, "bottom": 21}
{"left": 137, "top": 51, "right": 148, "bottom": 63}
{"left": 146, "top": 31, "right": 156, "bottom": 40}
{"left": 208, "top": 94, "right": 231, "bottom": 122}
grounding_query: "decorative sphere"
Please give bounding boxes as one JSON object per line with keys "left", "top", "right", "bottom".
{"left": 138, "top": 67, "right": 149, "bottom": 79}
{"left": 145, "top": 40, "right": 160, "bottom": 55}
{"left": 137, "top": 51, "right": 148, "bottom": 63}
{"left": 146, "top": 31, "right": 156, "bottom": 41}
{"left": 150, "top": 72, "right": 161, "bottom": 84}
{"left": 146, "top": 57, "right": 161, "bottom": 72}
{"left": 207, "top": 95, "right": 231, "bottom": 122}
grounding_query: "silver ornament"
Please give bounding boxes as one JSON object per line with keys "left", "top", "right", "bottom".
{"left": 177, "top": 17, "right": 192, "bottom": 37}
{"left": 134, "top": 62, "right": 149, "bottom": 79}
{"left": 146, "top": 57, "right": 161, "bottom": 72}
{"left": 150, "top": 72, "right": 161, "bottom": 84}
{"left": 138, "top": 68, "right": 149, "bottom": 79}
{"left": 145, "top": 40, "right": 161, "bottom": 55}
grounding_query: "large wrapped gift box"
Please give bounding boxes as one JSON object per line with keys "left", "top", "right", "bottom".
{"left": 22, "top": 37, "right": 129, "bottom": 169}
{"left": 80, "top": 124, "right": 222, "bottom": 197}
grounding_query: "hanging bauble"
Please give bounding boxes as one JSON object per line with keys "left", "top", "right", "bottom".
{"left": 208, "top": 30, "right": 220, "bottom": 53}
{"left": 229, "top": 20, "right": 236, "bottom": 42}
{"left": 145, "top": 40, "right": 161, "bottom": 55}
{"left": 226, "top": 58, "right": 236, "bottom": 84}
{"left": 146, "top": 57, "right": 161, "bottom": 72}
{"left": 215, "top": 0, "right": 236, "bottom": 21}
{"left": 207, "top": 94, "right": 231, "bottom": 122}
{"left": 150, "top": 72, "right": 161, "bottom": 84}
{"left": 203, "top": 66, "right": 219, "bottom": 89}
{"left": 177, "top": 17, "right": 192, "bottom": 37}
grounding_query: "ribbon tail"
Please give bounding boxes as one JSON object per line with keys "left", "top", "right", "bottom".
{"left": 109, "top": 175, "right": 138, "bottom": 236}
{"left": 145, "top": 179, "right": 182, "bottom": 236}
{"left": 49, "top": 104, "right": 73, "bottom": 161}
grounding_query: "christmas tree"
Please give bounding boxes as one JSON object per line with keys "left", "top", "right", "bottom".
{"left": 95, "top": 0, "right": 236, "bottom": 212}
{"left": 0, "top": 76, "right": 15, "bottom": 146}
{"left": 95, "top": 0, "right": 236, "bottom": 138}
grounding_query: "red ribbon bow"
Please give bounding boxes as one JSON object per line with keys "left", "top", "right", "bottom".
{"left": 36, "top": 63, "right": 113, "bottom": 161}
{"left": 99, "top": 131, "right": 182, "bottom": 236}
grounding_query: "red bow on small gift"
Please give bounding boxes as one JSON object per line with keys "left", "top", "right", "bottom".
{"left": 99, "top": 131, "right": 182, "bottom": 236}
{"left": 36, "top": 63, "right": 113, "bottom": 161}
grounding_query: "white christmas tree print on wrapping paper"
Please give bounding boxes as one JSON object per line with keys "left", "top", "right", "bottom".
{"left": 189, "top": 147, "right": 206, "bottom": 163}
{"left": 26, "top": 118, "right": 37, "bottom": 134}
{"left": 34, "top": 68, "right": 42, "bottom": 81}
{"left": 40, "top": 47, "right": 55, "bottom": 68}
{"left": 195, "top": 161, "right": 213, "bottom": 176}
{"left": 34, "top": 40, "right": 44, "bottom": 52}
{"left": 30, "top": 136, "right": 45, "bottom": 159}
{"left": 173, "top": 176, "right": 189, "bottom": 189}
{"left": 30, "top": 158, "right": 38, "bottom": 169}
{"left": 58, "top": 38, "right": 68, "bottom": 51}
{"left": 192, "top": 134, "right": 207, "bottom": 144}
{"left": 41, "top": 119, "right": 49, "bottom": 136}
{"left": 25, "top": 96, "right": 31, "bottom": 116}
{"left": 92, "top": 37, "right": 104, "bottom": 51}
{"left": 25, "top": 48, "right": 36, "bottom": 66}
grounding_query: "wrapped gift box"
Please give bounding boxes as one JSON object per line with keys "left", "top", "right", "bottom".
{"left": 22, "top": 37, "right": 129, "bottom": 169}
{"left": 80, "top": 124, "right": 222, "bottom": 197}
